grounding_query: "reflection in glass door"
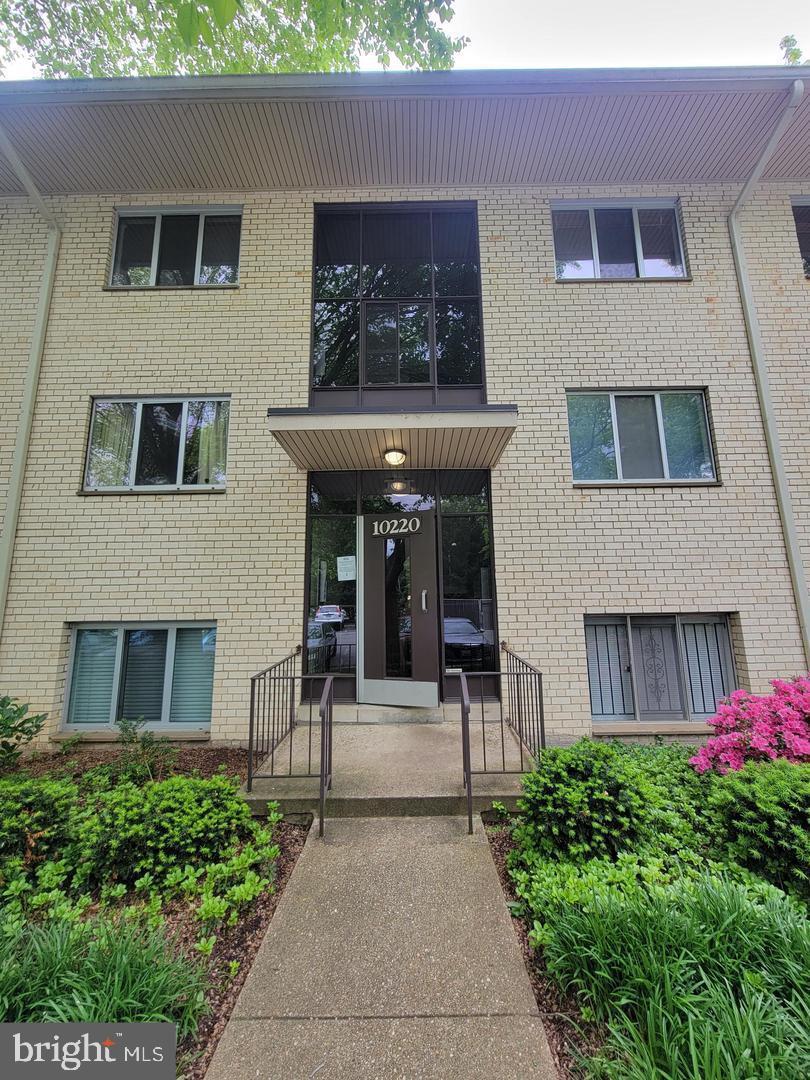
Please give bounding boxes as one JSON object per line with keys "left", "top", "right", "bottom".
{"left": 384, "top": 537, "right": 412, "bottom": 677}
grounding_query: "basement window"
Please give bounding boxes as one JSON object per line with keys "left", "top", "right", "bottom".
{"left": 110, "top": 209, "right": 242, "bottom": 287}
{"left": 65, "top": 624, "right": 216, "bottom": 728}
{"left": 552, "top": 201, "right": 687, "bottom": 281}
{"left": 585, "top": 615, "right": 735, "bottom": 723}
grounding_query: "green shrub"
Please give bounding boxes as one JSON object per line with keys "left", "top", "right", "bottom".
{"left": 69, "top": 774, "right": 260, "bottom": 888}
{"left": 0, "top": 777, "right": 78, "bottom": 869}
{"left": 706, "top": 759, "right": 810, "bottom": 899}
{"left": 0, "top": 695, "right": 46, "bottom": 768}
{"left": 0, "top": 911, "right": 207, "bottom": 1035}
{"left": 544, "top": 876, "right": 810, "bottom": 1079}
{"left": 512, "top": 740, "right": 662, "bottom": 862}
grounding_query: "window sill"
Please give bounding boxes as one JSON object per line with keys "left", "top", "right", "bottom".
{"left": 78, "top": 487, "right": 227, "bottom": 496}
{"left": 555, "top": 277, "right": 692, "bottom": 284}
{"left": 53, "top": 729, "right": 211, "bottom": 743}
{"left": 573, "top": 480, "right": 720, "bottom": 488}
{"left": 593, "top": 721, "right": 712, "bottom": 735}
{"left": 103, "top": 284, "right": 240, "bottom": 292}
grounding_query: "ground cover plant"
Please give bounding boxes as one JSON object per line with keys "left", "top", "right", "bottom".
{"left": 499, "top": 737, "right": 810, "bottom": 1079}
{"left": 0, "top": 714, "right": 305, "bottom": 1074}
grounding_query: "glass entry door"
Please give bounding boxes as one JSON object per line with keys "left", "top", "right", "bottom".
{"left": 359, "top": 511, "right": 440, "bottom": 707}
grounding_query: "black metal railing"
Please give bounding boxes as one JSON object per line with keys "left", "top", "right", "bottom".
{"left": 247, "top": 646, "right": 346, "bottom": 836}
{"left": 318, "top": 676, "right": 334, "bottom": 838}
{"left": 455, "top": 641, "right": 545, "bottom": 834}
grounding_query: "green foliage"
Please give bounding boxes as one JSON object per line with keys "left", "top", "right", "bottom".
{"left": 707, "top": 760, "right": 810, "bottom": 898}
{"left": 104, "top": 715, "right": 178, "bottom": 784}
{"left": 781, "top": 34, "right": 805, "bottom": 65}
{"left": 512, "top": 740, "right": 666, "bottom": 863}
{"left": 69, "top": 774, "right": 261, "bottom": 888}
{"left": 0, "top": 777, "right": 78, "bottom": 868}
{"left": 0, "top": 1, "right": 466, "bottom": 78}
{"left": 0, "top": 696, "right": 46, "bottom": 769}
{"left": 0, "top": 911, "right": 207, "bottom": 1035}
{"left": 544, "top": 876, "right": 810, "bottom": 1079}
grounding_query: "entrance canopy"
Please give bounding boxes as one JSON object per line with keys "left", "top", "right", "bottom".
{"left": 267, "top": 405, "right": 518, "bottom": 471}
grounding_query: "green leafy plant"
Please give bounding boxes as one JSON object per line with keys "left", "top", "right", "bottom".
{"left": 69, "top": 774, "right": 267, "bottom": 888}
{"left": 0, "top": 777, "right": 78, "bottom": 868}
{"left": 0, "top": 911, "right": 208, "bottom": 1035}
{"left": 512, "top": 740, "right": 663, "bottom": 863}
{"left": 544, "top": 876, "right": 810, "bottom": 1079}
{"left": 707, "top": 759, "right": 810, "bottom": 898}
{"left": 109, "top": 715, "right": 178, "bottom": 784}
{"left": 0, "top": 696, "right": 47, "bottom": 769}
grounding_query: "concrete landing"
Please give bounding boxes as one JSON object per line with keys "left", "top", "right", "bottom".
{"left": 244, "top": 721, "right": 529, "bottom": 817}
{"left": 207, "top": 816, "right": 556, "bottom": 1080}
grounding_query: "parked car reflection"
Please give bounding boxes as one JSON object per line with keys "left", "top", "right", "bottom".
{"left": 443, "top": 617, "right": 493, "bottom": 670}
{"left": 307, "top": 619, "right": 336, "bottom": 673}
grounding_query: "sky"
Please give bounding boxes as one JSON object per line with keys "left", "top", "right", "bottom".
{"left": 2, "top": 0, "right": 810, "bottom": 78}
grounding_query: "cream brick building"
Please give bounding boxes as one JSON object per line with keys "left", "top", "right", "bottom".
{"left": 2, "top": 67, "right": 810, "bottom": 747}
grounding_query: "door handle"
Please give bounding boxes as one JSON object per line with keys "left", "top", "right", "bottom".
{"left": 421, "top": 589, "right": 428, "bottom": 613}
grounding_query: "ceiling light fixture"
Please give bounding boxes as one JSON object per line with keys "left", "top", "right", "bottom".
{"left": 383, "top": 448, "right": 406, "bottom": 466}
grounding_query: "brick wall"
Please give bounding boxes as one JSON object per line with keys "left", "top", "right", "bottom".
{"left": 0, "top": 182, "right": 807, "bottom": 744}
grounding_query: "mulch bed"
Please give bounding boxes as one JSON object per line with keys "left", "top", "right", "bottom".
{"left": 486, "top": 823, "right": 603, "bottom": 1078}
{"left": 15, "top": 745, "right": 252, "bottom": 782}
{"left": 177, "top": 818, "right": 310, "bottom": 1079}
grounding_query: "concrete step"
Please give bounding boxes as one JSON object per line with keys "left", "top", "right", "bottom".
{"left": 243, "top": 788, "right": 520, "bottom": 818}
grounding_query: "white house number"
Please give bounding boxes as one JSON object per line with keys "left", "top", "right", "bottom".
{"left": 371, "top": 517, "right": 421, "bottom": 536}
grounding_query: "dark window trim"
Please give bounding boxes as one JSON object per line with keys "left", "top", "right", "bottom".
{"left": 309, "top": 202, "right": 488, "bottom": 408}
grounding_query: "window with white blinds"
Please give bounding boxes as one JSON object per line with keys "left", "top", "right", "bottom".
{"left": 585, "top": 615, "right": 735, "bottom": 723}
{"left": 65, "top": 624, "right": 216, "bottom": 728}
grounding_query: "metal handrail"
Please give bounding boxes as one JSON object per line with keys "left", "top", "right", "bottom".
{"left": 318, "top": 676, "right": 334, "bottom": 837}
{"left": 454, "top": 642, "right": 545, "bottom": 834}
{"left": 247, "top": 645, "right": 301, "bottom": 791}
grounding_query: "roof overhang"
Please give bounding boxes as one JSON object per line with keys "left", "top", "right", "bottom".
{"left": 1, "top": 67, "right": 810, "bottom": 193}
{"left": 267, "top": 406, "right": 518, "bottom": 471}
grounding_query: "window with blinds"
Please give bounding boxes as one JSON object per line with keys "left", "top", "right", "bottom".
{"left": 65, "top": 624, "right": 216, "bottom": 728}
{"left": 585, "top": 615, "right": 735, "bottom": 723}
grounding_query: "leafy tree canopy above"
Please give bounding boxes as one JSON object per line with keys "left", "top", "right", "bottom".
{"left": 0, "top": 1, "right": 465, "bottom": 78}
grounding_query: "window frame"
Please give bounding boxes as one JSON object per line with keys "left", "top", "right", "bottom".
{"left": 83, "top": 394, "right": 231, "bottom": 494}
{"left": 566, "top": 388, "right": 717, "bottom": 485}
{"left": 790, "top": 197, "right": 810, "bottom": 278}
{"left": 310, "top": 201, "right": 486, "bottom": 408}
{"left": 109, "top": 206, "right": 243, "bottom": 288}
{"left": 63, "top": 621, "right": 216, "bottom": 731}
{"left": 585, "top": 613, "right": 737, "bottom": 726}
{"left": 551, "top": 199, "right": 688, "bottom": 282}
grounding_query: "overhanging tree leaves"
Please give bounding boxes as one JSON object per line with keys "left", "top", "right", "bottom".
{"left": 0, "top": 1, "right": 465, "bottom": 78}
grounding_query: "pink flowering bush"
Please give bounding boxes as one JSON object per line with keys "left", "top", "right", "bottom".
{"left": 691, "top": 676, "right": 810, "bottom": 774}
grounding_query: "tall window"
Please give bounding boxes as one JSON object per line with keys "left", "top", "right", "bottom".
{"left": 566, "top": 391, "right": 715, "bottom": 483}
{"left": 312, "top": 205, "right": 483, "bottom": 407}
{"left": 585, "top": 615, "right": 734, "bottom": 723}
{"left": 85, "top": 397, "right": 230, "bottom": 491}
{"left": 66, "top": 624, "right": 216, "bottom": 728}
{"left": 552, "top": 202, "right": 686, "bottom": 280}
{"left": 111, "top": 210, "right": 241, "bottom": 287}
{"left": 791, "top": 203, "right": 810, "bottom": 277}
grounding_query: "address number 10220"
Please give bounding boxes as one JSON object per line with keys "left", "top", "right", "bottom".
{"left": 371, "top": 517, "right": 422, "bottom": 536}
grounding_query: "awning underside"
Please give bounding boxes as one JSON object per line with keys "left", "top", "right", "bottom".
{"left": 267, "top": 408, "right": 518, "bottom": 471}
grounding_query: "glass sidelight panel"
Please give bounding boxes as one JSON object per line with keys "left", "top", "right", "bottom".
{"left": 441, "top": 515, "right": 495, "bottom": 671}
{"left": 384, "top": 537, "right": 412, "bottom": 677}
{"left": 308, "top": 515, "right": 357, "bottom": 674}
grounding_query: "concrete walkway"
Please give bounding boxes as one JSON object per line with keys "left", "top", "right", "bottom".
{"left": 208, "top": 817, "right": 556, "bottom": 1080}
